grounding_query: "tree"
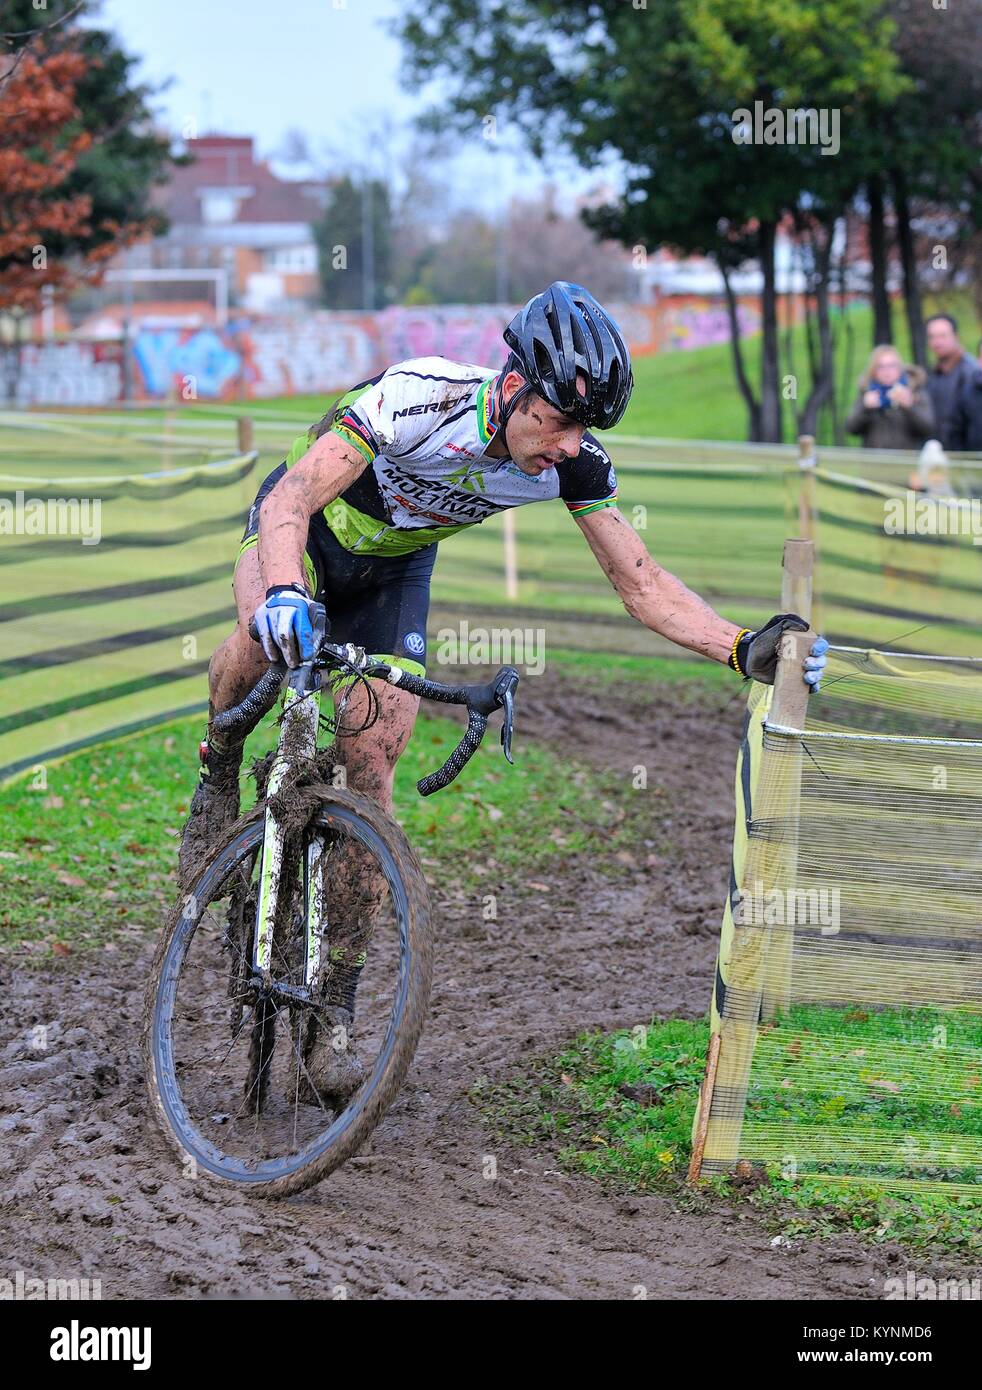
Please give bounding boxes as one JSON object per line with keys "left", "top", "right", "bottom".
{"left": 313, "top": 175, "right": 393, "bottom": 310}
{"left": 497, "top": 187, "right": 635, "bottom": 304}
{"left": 880, "top": 0, "right": 982, "bottom": 364}
{"left": 397, "top": 0, "right": 908, "bottom": 442}
{"left": 387, "top": 184, "right": 634, "bottom": 306}
{"left": 411, "top": 210, "right": 499, "bottom": 304}
{"left": 387, "top": 146, "right": 451, "bottom": 305}
{"left": 0, "top": 0, "right": 175, "bottom": 314}
{"left": 0, "top": 49, "right": 94, "bottom": 308}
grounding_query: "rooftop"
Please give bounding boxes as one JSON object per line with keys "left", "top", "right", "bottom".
{"left": 158, "top": 134, "right": 332, "bottom": 228}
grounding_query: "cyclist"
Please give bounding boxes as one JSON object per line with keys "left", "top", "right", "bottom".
{"left": 179, "top": 280, "right": 828, "bottom": 1106}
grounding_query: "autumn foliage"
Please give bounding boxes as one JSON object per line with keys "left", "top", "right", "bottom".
{"left": 0, "top": 46, "right": 143, "bottom": 312}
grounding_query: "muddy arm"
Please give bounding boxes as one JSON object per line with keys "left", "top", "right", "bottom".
{"left": 574, "top": 506, "right": 741, "bottom": 665}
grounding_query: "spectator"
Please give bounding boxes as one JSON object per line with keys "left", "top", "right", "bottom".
{"left": 924, "top": 314, "right": 982, "bottom": 450}
{"left": 846, "top": 344, "right": 935, "bottom": 450}
{"left": 953, "top": 337, "right": 982, "bottom": 453}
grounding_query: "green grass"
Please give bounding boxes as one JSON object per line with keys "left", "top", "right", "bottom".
{"left": 477, "top": 1009, "right": 982, "bottom": 1257}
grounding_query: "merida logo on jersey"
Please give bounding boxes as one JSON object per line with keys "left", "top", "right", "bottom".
{"left": 393, "top": 396, "right": 468, "bottom": 419}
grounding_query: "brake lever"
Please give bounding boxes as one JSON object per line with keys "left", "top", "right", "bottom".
{"left": 492, "top": 667, "right": 519, "bottom": 765}
{"left": 499, "top": 683, "right": 516, "bottom": 764}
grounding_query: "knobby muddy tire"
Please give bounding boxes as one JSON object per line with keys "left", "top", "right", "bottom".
{"left": 142, "top": 787, "right": 433, "bottom": 1199}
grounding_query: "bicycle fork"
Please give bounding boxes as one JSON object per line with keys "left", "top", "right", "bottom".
{"left": 252, "top": 671, "right": 324, "bottom": 989}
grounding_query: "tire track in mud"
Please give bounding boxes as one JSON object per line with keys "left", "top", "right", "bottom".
{"left": 0, "top": 668, "right": 930, "bottom": 1298}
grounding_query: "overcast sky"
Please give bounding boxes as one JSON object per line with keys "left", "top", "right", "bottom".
{"left": 97, "top": 0, "right": 615, "bottom": 215}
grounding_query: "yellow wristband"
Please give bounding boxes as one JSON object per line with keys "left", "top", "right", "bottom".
{"left": 729, "top": 628, "right": 752, "bottom": 675}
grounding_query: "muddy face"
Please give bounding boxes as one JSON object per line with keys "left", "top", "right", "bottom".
{"left": 488, "top": 370, "right": 588, "bottom": 475}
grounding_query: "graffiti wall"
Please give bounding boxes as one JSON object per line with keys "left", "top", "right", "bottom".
{"left": 122, "top": 309, "right": 521, "bottom": 402}
{"left": 660, "top": 298, "right": 761, "bottom": 352}
{"left": 380, "top": 305, "right": 513, "bottom": 371}
{"left": 0, "top": 341, "right": 123, "bottom": 408}
{"left": 7, "top": 297, "right": 777, "bottom": 407}
{"left": 130, "top": 327, "right": 243, "bottom": 400}
{"left": 241, "top": 316, "right": 378, "bottom": 397}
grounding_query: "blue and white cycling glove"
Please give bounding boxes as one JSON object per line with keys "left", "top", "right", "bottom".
{"left": 729, "top": 613, "right": 829, "bottom": 693}
{"left": 253, "top": 583, "right": 316, "bottom": 668}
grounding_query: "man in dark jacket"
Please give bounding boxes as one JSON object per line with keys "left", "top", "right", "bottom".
{"left": 953, "top": 339, "right": 982, "bottom": 453}
{"left": 925, "top": 314, "right": 982, "bottom": 450}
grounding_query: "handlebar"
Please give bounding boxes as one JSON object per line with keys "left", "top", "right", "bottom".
{"left": 212, "top": 661, "right": 286, "bottom": 738}
{"left": 390, "top": 665, "right": 519, "bottom": 795}
{"left": 214, "top": 627, "right": 519, "bottom": 796}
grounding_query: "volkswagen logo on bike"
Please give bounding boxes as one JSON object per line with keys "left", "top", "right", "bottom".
{"left": 404, "top": 632, "right": 426, "bottom": 656}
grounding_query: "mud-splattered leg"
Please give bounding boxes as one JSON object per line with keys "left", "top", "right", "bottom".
{"left": 179, "top": 548, "right": 268, "bottom": 889}
{"left": 210, "top": 545, "right": 270, "bottom": 719}
{"left": 334, "top": 676, "right": 420, "bottom": 814}
{"left": 292, "top": 676, "right": 421, "bottom": 1107}
{"left": 319, "top": 677, "right": 421, "bottom": 1008}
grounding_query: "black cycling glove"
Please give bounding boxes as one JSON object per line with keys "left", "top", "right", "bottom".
{"left": 729, "top": 612, "right": 812, "bottom": 684}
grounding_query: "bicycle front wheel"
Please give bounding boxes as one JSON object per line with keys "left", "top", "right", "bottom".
{"left": 143, "top": 789, "right": 433, "bottom": 1198}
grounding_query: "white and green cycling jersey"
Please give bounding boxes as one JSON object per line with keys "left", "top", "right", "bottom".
{"left": 282, "top": 355, "right": 619, "bottom": 556}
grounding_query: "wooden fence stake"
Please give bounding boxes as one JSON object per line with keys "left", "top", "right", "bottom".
{"left": 761, "top": 611, "right": 815, "bottom": 1022}
{"left": 797, "top": 434, "right": 816, "bottom": 544}
{"left": 687, "top": 1031, "right": 721, "bottom": 1183}
{"left": 690, "top": 541, "right": 818, "bottom": 1176}
{"left": 237, "top": 416, "right": 255, "bottom": 456}
{"left": 503, "top": 509, "right": 518, "bottom": 600}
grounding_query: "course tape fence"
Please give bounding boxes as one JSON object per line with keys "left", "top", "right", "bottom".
{"left": 0, "top": 443, "right": 258, "bottom": 783}
{"left": 694, "top": 647, "right": 982, "bottom": 1193}
{"left": 809, "top": 467, "right": 982, "bottom": 658}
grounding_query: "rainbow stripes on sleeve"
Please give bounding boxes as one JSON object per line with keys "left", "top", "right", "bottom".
{"left": 330, "top": 409, "right": 379, "bottom": 465}
{"left": 565, "top": 493, "right": 618, "bottom": 517}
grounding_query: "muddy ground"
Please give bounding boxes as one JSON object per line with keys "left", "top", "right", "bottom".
{"left": 0, "top": 667, "right": 933, "bottom": 1299}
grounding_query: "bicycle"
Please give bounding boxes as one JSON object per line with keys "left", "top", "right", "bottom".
{"left": 143, "top": 602, "right": 519, "bottom": 1198}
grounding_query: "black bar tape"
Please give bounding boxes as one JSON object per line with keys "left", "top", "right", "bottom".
{"left": 417, "top": 708, "right": 488, "bottom": 796}
{"left": 392, "top": 671, "right": 471, "bottom": 707}
{"left": 212, "top": 664, "right": 285, "bottom": 738}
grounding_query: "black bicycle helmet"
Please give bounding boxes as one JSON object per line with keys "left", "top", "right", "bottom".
{"left": 500, "top": 281, "right": 634, "bottom": 431}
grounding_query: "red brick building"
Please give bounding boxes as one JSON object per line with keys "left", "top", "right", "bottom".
{"left": 127, "top": 135, "right": 332, "bottom": 313}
